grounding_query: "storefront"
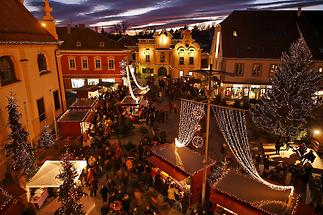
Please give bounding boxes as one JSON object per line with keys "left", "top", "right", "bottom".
{"left": 146, "top": 143, "right": 216, "bottom": 205}
{"left": 223, "top": 83, "right": 271, "bottom": 100}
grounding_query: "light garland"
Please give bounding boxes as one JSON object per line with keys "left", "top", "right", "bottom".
{"left": 119, "top": 59, "right": 127, "bottom": 76}
{"left": 212, "top": 106, "right": 294, "bottom": 196}
{"left": 129, "top": 66, "right": 149, "bottom": 90}
{"left": 0, "top": 187, "right": 13, "bottom": 212}
{"left": 126, "top": 66, "right": 140, "bottom": 104}
{"left": 175, "top": 99, "right": 205, "bottom": 148}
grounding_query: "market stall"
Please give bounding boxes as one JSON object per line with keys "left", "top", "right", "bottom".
{"left": 74, "top": 86, "right": 101, "bottom": 98}
{"left": 26, "top": 160, "right": 87, "bottom": 204}
{"left": 146, "top": 143, "right": 215, "bottom": 205}
{"left": 210, "top": 170, "right": 298, "bottom": 215}
{"left": 133, "top": 88, "right": 150, "bottom": 96}
{"left": 57, "top": 108, "right": 95, "bottom": 136}
{"left": 70, "top": 98, "right": 98, "bottom": 110}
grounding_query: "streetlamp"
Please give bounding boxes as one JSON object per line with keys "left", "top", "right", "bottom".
{"left": 190, "top": 65, "right": 222, "bottom": 208}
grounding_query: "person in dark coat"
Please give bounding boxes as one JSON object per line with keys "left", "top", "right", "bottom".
{"left": 275, "top": 138, "right": 281, "bottom": 155}
{"left": 100, "top": 185, "right": 108, "bottom": 202}
{"left": 100, "top": 202, "right": 109, "bottom": 215}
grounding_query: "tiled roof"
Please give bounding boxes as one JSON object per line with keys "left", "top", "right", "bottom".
{"left": 0, "top": 0, "right": 56, "bottom": 43}
{"left": 220, "top": 10, "right": 323, "bottom": 60}
{"left": 57, "top": 26, "right": 128, "bottom": 51}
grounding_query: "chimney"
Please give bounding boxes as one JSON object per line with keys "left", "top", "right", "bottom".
{"left": 298, "top": 5, "right": 302, "bottom": 17}
{"left": 67, "top": 24, "right": 71, "bottom": 34}
{"left": 95, "top": 26, "right": 98, "bottom": 32}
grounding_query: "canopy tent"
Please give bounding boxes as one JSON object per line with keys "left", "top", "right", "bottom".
{"left": 26, "top": 160, "right": 87, "bottom": 202}
{"left": 69, "top": 98, "right": 98, "bottom": 109}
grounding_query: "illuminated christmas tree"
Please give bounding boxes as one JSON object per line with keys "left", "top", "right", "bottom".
{"left": 39, "top": 124, "right": 55, "bottom": 148}
{"left": 5, "top": 93, "right": 35, "bottom": 179}
{"left": 56, "top": 152, "right": 84, "bottom": 215}
{"left": 252, "top": 37, "right": 322, "bottom": 141}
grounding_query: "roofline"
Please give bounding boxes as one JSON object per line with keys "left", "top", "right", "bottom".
{"left": 0, "top": 41, "right": 58, "bottom": 45}
{"left": 59, "top": 50, "right": 130, "bottom": 53}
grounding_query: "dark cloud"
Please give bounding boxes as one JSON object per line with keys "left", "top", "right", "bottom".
{"left": 25, "top": 0, "right": 323, "bottom": 29}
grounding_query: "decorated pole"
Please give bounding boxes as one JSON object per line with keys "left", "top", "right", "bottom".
{"left": 201, "top": 65, "right": 212, "bottom": 208}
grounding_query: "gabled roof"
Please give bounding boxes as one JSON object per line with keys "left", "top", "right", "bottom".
{"left": 57, "top": 26, "right": 128, "bottom": 51}
{"left": 0, "top": 0, "right": 56, "bottom": 43}
{"left": 220, "top": 10, "right": 323, "bottom": 60}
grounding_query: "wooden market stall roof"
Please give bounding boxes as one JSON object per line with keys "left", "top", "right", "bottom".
{"left": 70, "top": 98, "right": 98, "bottom": 109}
{"left": 146, "top": 155, "right": 189, "bottom": 182}
{"left": 133, "top": 88, "right": 150, "bottom": 95}
{"left": 119, "top": 95, "right": 141, "bottom": 106}
{"left": 211, "top": 170, "right": 294, "bottom": 215}
{"left": 57, "top": 109, "right": 94, "bottom": 122}
{"left": 151, "top": 143, "right": 216, "bottom": 176}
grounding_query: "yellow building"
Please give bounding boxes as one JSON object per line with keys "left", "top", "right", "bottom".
{"left": 0, "top": 0, "right": 65, "bottom": 148}
{"left": 210, "top": 10, "right": 323, "bottom": 100}
{"left": 137, "top": 30, "right": 202, "bottom": 78}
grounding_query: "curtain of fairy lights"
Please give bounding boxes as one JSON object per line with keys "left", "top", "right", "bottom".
{"left": 129, "top": 66, "right": 149, "bottom": 90}
{"left": 126, "top": 66, "right": 140, "bottom": 103}
{"left": 175, "top": 99, "right": 205, "bottom": 148}
{"left": 213, "top": 106, "right": 294, "bottom": 195}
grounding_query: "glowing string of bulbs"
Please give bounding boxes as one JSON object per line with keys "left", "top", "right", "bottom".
{"left": 213, "top": 106, "right": 294, "bottom": 196}
{"left": 126, "top": 66, "right": 140, "bottom": 104}
{"left": 175, "top": 99, "right": 205, "bottom": 148}
{"left": 129, "top": 66, "right": 149, "bottom": 90}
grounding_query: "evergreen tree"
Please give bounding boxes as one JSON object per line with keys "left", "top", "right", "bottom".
{"left": 56, "top": 152, "right": 84, "bottom": 215}
{"left": 5, "top": 93, "right": 35, "bottom": 179}
{"left": 39, "top": 124, "right": 55, "bottom": 148}
{"left": 252, "top": 37, "right": 322, "bottom": 141}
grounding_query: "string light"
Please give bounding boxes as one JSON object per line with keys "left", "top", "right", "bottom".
{"left": 175, "top": 99, "right": 205, "bottom": 148}
{"left": 126, "top": 66, "right": 140, "bottom": 104}
{"left": 119, "top": 60, "right": 127, "bottom": 76}
{"left": 212, "top": 106, "right": 294, "bottom": 196}
{"left": 129, "top": 66, "right": 149, "bottom": 90}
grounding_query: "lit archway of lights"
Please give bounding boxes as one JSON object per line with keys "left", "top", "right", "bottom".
{"left": 126, "top": 66, "right": 140, "bottom": 103}
{"left": 129, "top": 66, "right": 149, "bottom": 90}
{"left": 212, "top": 105, "right": 294, "bottom": 196}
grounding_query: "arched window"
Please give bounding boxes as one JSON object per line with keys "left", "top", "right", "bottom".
{"left": 37, "top": 53, "right": 48, "bottom": 73}
{"left": 0, "top": 56, "right": 16, "bottom": 85}
{"left": 160, "top": 52, "right": 165, "bottom": 63}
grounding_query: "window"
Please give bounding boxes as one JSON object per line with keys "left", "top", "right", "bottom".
{"left": 233, "top": 30, "right": 237, "bottom": 37}
{"left": 37, "top": 54, "right": 48, "bottom": 73}
{"left": 318, "top": 66, "right": 323, "bottom": 73}
{"left": 145, "top": 54, "right": 150, "bottom": 62}
{"left": 71, "top": 79, "right": 85, "bottom": 88}
{"left": 179, "top": 71, "right": 184, "bottom": 77}
{"left": 269, "top": 64, "right": 278, "bottom": 77}
{"left": 101, "top": 78, "right": 115, "bottom": 83}
{"left": 160, "top": 53, "right": 165, "bottom": 63}
{"left": 0, "top": 56, "right": 16, "bottom": 85}
{"left": 189, "top": 72, "right": 193, "bottom": 76}
{"left": 88, "top": 79, "right": 99, "bottom": 85}
{"left": 225, "top": 87, "right": 232, "bottom": 96}
{"left": 179, "top": 57, "right": 184, "bottom": 65}
{"left": 68, "top": 57, "right": 76, "bottom": 70}
{"left": 234, "top": 63, "right": 244, "bottom": 76}
{"left": 252, "top": 63, "right": 262, "bottom": 76}
{"left": 53, "top": 90, "right": 60, "bottom": 110}
{"left": 37, "top": 98, "right": 46, "bottom": 122}
{"left": 81, "top": 57, "right": 88, "bottom": 70}
{"left": 189, "top": 57, "right": 194, "bottom": 65}
{"left": 108, "top": 58, "right": 115, "bottom": 70}
{"left": 94, "top": 57, "right": 101, "bottom": 70}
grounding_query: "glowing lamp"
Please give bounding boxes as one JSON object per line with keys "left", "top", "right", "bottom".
{"left": 41, "top": 22, "right": 46, "bottom": 27}
{"left": 313, "top": 129, "right": 321, "bottom": 136}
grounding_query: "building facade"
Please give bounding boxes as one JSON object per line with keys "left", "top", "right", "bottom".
{"left": 137, "top": 30, "right": 202, "bottom": 78}
{"left": 210, "top": 10, "right": 323, "bottom": 100}
{"left": 57, "top": 26, "right": 129, "bottom": 92}
{"left": 0, "top": 0, "right": 65, "bottom": 146}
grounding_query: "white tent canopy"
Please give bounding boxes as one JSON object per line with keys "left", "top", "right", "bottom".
{"left": 26, "top": 160, "right": 87, "bottom": 202}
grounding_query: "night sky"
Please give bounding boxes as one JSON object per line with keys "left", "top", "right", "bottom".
{"left": 26, "top": 0, "right": 323, "bottom": 30}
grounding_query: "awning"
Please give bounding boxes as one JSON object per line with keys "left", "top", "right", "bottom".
{"left": 146, "top": 155, "right": 189, "bottom": 182}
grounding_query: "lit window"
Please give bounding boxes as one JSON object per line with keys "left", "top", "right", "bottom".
{"left": 252, "top": 63, "right": 262, "bottom": 76}
{"left": 101, "top": 78, "right": 115, "bottom": 83}
{"left": 0, "top": 56, "right": 16, "bottom": 85}
{"left": 189, "top": 72, "right": 193, "bottom": 76}
{"left": 37, "top": 53, "right": 48, "bottom": 73}
{"left": 71, "top": 79, "right": 85, "bottom": 88}
{"left": 269, "top": 64, "right": 278, "bottom": 77}
{"left": 179, "top": 71, "right": 184, "bottom": 77}
{"left": 225, "top": 87, "right": 232, "bottom": 96}
{"left": 160, "top": 53, "right": 165, "bottom": 63}
{"left": 88, "top": 79, "right": 99, "bottom": 85}
{"left": 179, "top": 57, "right": 184, "bottom": 65}
{"left": 68, "top": 57, "right": 76, "bottom": 70}
{"left": 94, "top": 57, "right": 101, "bottom": 70}
{"left": 177, "top": 47, "right": 185, "bottom": 56}
{"left": 145, "top": 54, "right": 150, "bottom": 62}
{"left": 37, "top": 98, "right": 46, "bottom": 122}
{"left": 233, "top": 30, "right": 237, "bottom": 37}
{"left": 234, "top": 63, "right": 244, "bottom": 76}
{"left": 81, "top": 57, "right": 88, "bottom": 70}
{"left": 108, "top": 58, "right": 115, "bottom": 70}
{"left": 260, "top": 88, "right": 266, "bottom": 97}
{"left": 243, "top": 88, "right": 249, "bottom": 97}
{"left": 189, "top": 57, "right": 194, "bottom": 65}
